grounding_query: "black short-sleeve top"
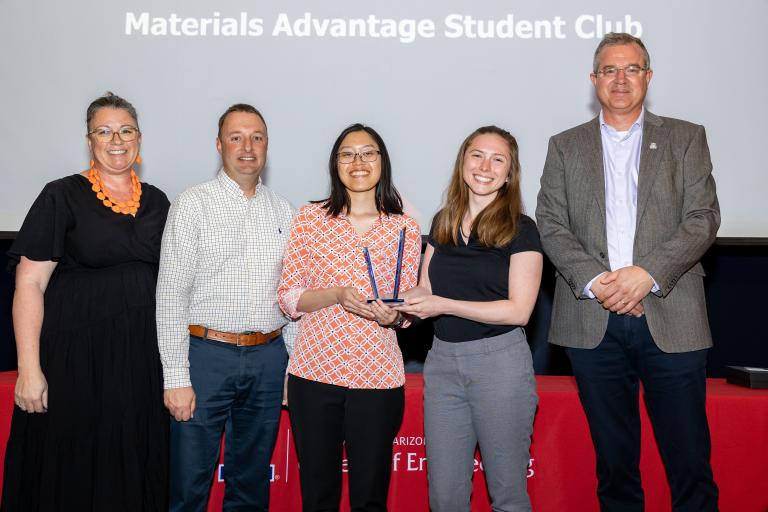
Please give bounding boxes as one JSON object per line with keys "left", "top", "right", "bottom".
{"left": 427, "top": 214, "right": 542, "bottom": 343}
{"left": 8, "top": 174, "right": 169, "bottom": 272}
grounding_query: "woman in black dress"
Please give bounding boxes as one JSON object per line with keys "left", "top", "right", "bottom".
{"left": 1, "top": 93, "right": 170, "bottom": 511}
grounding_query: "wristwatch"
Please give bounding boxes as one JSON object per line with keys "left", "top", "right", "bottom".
{"left": 390, "top": 314, "right": 406, "bottom": 329}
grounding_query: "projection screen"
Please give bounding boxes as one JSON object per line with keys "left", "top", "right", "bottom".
{"left": 1, "top": 0, "right": 766, "bottom": 237}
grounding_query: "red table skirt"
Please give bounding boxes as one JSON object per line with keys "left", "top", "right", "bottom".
{"left": 0, "top": 373, "right": 766, "bottom": 511}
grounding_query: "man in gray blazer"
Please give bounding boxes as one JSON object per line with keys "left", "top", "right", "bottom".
{"left": 536, "top": 33, "right": 719, "bottom": 511}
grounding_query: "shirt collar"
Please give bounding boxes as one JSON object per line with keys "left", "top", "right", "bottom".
{"left": 216, "top": 169, "right": 262, "bottom": 200}
{"left": 600, "top": 107, "right": 644, "bottom": 137}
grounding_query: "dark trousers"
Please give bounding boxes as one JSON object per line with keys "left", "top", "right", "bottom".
{"left": 169, "top": 335, "right": 288, "bottom": 512}
{"left": 287, "top": 375, "right": 404, "bottom": 512}
{"left": 566, "top": 313, "right": 718, "bottom": 512}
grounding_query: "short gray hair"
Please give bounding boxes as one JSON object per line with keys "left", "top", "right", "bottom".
{"left": 86, "top": 92, "right": 138, "bottom": 130}
{"left": 593, "top": 32, "right": 651, "bottom": 74}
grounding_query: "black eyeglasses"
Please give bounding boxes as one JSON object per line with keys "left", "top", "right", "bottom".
{"left": 337, "top": 150, "right": 380, "bottom": 164}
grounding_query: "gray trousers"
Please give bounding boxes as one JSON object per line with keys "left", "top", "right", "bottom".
{"left": 424, "top": 329, "right": 537, "bottom": 512}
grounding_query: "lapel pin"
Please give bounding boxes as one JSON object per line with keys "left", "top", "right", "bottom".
{"left": 649, "top": 142, "right": 657, "bottom": 149}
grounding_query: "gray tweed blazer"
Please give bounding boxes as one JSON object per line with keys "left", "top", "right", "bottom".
{"left": 535, "top": 111, "right": 720, "bottom": 352}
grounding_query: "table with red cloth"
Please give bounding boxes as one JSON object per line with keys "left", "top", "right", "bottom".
{"left": 0, "top": 372, "right": 765, "bottom": 511}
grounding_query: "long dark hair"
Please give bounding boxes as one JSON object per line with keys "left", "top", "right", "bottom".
{"left": 432, "top": 126, "right": 523, "bottom": 247}
{"left": 319, "top": 123, "right": 403, "bottom": 217}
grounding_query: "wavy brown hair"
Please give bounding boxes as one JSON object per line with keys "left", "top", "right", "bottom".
{"left": 432, "top": 126, "right": 523, "bottom": 247}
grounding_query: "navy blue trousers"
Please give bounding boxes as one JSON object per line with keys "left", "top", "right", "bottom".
{"left": 169, "top": 335, "right": 288, "bottom": 512}
{"left": 566, "top": 314, "right": 718, "bottom": 512}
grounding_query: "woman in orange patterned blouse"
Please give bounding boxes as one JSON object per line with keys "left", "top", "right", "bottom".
{"left": 278, "top": 123, "right": 421, "bottom": 512}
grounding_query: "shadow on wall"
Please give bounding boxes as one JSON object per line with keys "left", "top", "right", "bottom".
{"left": 0, "top": 239, "right": 766, "bottom": 376}
{"left": 0, "top": 242, "right": 15, "bottom": 372}
{"left": 397, "top": 241, "right": 768, "bottom": 377}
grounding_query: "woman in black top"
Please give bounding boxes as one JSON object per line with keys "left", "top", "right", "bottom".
{"left": 396, "top": 126, "right": 543, "bottom": 512}
{"left": 2, "top": 93, "right": 169, "bottom": 511}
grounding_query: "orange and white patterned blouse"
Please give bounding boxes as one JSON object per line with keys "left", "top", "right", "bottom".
{"left": 278, "top": 203, "right": 421, "bottom": 389}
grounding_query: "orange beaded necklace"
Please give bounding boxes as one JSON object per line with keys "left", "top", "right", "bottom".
{"left": 86, "top": 162, "right": 142, "bottom": 215}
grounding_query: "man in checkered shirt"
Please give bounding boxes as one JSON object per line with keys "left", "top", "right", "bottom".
{"left": 156, "top": 103, "right": 295, "bottom": 512}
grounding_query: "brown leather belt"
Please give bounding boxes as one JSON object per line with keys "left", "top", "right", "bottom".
{"left": 188, "top": 325, "right": 281, "bottom": 346}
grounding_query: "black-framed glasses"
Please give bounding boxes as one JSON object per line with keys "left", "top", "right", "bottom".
{"left": 88, "top": 125, "right": 140, "bottom": 143}
{"left": 594, "top": 65, "right": 649, "bottom": 78}
{"left": 337, "top": 150, "right": 380, "bottom": 164}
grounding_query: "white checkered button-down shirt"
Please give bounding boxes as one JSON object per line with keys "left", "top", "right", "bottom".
{"left": 156, "top": 170, "right": 296, "bottom": 389}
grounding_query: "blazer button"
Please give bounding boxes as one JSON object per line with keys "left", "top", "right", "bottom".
{"left": 599, "top": 252, "right": 606, "bottom": 259}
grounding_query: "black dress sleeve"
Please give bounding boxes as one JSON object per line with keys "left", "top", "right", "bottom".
{"left": 505, "top": 215, "right": 543, "bottom": 256}
{"left": 7, "top": 180, "right": 71, "bottom": 271}
{"left": 427, "top": 211, "right": 442, "bottom": 248}
{"left": 427, "top": 223, "right": 436, "bottom": 247}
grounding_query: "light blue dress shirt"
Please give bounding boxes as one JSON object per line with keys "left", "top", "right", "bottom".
{"left": 585, "top": 109, "right": 658, "bottom": 298}
{"left": 601, "top": 109, "right": 643, "bottom": 272}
